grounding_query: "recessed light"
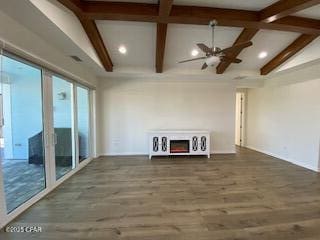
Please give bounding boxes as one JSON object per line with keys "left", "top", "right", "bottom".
{"left": 191, "top": 49, "right": 199, "bottom": 57}
{"left": 258, "top": 51, "right": 268, "bottom": 59}
{"left": 118, "top": 45, "right": 127, "bottom": 54}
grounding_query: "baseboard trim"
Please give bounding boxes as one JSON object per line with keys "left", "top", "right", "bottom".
{"left": 101, "top": 150, "right": 236, "bottom": 157}
{"left": 102, "top": 152, "right": 146, "bottom": 156}
{"left": 246, "top": 145, "right": 319, "bottom": 172}
{"left": 211, "top": 150, "right": 236, "bottom": 154}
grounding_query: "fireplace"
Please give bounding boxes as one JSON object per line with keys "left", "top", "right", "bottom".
{"left": 149, "top": 130, "right": 210, "bottom": 159}
{"left": 170, "top": 140, "right": 190, "bottom": 153}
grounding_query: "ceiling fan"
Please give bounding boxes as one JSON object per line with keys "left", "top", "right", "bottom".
{"left": 178, "top": 20, "right": 253, "bottom": 70}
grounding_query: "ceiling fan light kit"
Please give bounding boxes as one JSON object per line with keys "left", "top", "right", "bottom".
{"left": 178, "top": 20, "right": 253, "bottom": 70}
{"left": 205, "top": 56, "right": 220, "bottom": 66}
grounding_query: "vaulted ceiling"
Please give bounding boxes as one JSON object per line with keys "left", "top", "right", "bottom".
{"left": 55, "top": 0, "right": 320, "bottom": 77}
{"left": 1, "top": 0, "right": 320, "bottom": 80}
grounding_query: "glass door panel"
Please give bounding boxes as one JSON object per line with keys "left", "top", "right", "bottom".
{"left": 52, "top": 76, "right": 75, "bottom": 180}
{"left": 0, "top": 54, "right": 46, "bottom": 213}
{"left": 77, "top": 86, "right": 90, "bottom": 162}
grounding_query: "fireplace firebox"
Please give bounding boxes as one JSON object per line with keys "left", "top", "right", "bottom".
{"left": 170, "top": 140, "right": 190, "bottom": 153}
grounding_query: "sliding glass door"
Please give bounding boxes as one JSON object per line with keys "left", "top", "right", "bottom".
{"left": 0, "top": 54, "right": 46, "bottom": 213}
{"left": 0, "top": 50, "right": 93, "bottom": 225}
{"left": 52, "top": 76, "right": 75, "bottom": 180}
{"left": 77, "top": 86, "right": 90, "bottom": 162}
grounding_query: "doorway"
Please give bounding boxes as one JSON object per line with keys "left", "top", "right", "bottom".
{"left": 235, "top": 92, "right": 245, "bottom": 147}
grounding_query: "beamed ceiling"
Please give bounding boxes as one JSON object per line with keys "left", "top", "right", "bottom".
{"left": 36, "top": 1, "right": 320, "bottom": 76}
{"left": 55, "top": 0, "right": 320, "bottom": 76}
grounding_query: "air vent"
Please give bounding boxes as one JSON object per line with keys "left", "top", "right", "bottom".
{"left": 234, "top": 76, "right": 247, "bottom": 80}
{"left": 70, "top": 55, "right": 82, "bottom": 62}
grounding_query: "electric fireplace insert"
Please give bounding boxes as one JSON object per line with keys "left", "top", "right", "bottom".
{"left": 170, "top": 140, "right": 190, "bottom": 153}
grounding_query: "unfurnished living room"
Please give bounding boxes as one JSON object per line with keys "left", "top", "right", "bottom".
{"left": 0, "top": 0, "right": 319, "bottom": 239}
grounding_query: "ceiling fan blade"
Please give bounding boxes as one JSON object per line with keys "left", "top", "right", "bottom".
{"left": 178, "top": 56, "right": 206, "bottom": 63}
{"left": 196, "top": 43, "right": 212, "bottom": 54}
{"left": 219, "top": 41, "right": 253, "bottom": 54}
{"left": 201, "top": 62, "right": 208, "bottom": 70}
{"left": 221, "top": 56, "right": 242, "bottom": 63}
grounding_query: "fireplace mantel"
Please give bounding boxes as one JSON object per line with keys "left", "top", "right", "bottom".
{"left": 148, "top": 130, "right": 210, "bottom": 159}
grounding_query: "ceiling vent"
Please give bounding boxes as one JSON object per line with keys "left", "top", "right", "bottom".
{"left": 70, "top": 55, "right": 82, "bottom": 62}
{"left": 234, "top": 76, "right": 247, "bottom": 80}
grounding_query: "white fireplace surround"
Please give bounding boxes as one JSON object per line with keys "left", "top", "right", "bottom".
{"left": 148, "top": 130, "right": 210, "bottom": 159}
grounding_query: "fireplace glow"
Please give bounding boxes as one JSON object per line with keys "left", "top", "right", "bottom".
{"left": 170, "top": 140, "right": 189, "bottom": 153}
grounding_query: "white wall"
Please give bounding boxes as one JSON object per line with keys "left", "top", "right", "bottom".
{"left": 97, "top": 79, "right": 236, "bottom": 155}
{"left": 246, "top": 78, "right": 320, "bottom": 172}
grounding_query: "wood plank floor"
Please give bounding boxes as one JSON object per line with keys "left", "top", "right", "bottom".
{"left": 1, "top": 147, "right": 320, "bottom": 239}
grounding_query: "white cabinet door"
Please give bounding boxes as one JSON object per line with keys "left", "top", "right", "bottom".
{"left": 160, "top": 136, "right": 169, "bottom": 153}
{"left": 150, "top": 135, "right": 159, "bottom": 154}
{"left": 150, "top": 135, "right": 169, "bottom": 156}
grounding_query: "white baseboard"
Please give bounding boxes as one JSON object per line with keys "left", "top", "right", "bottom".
{"left": 102, "top": 152, "right": 146, "bottom": 156}
{"left": 101, "top": 150, "right": 236, "bottom": 157}
{"left": 211, "top": 150, "right": 236, "bottom": 154}
{"left": 246, "top": 145, "right": 319, "bottom": 172}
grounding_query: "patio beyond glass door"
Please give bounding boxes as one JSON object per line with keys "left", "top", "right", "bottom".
{"left": 0, "top": 54, "right": 46, "bottom": 213}
{"left": 52, "top": 76, "right": 75, "bottom": 180}
{"left": 77, "top": 86, "right": 90, "bottom": 162}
